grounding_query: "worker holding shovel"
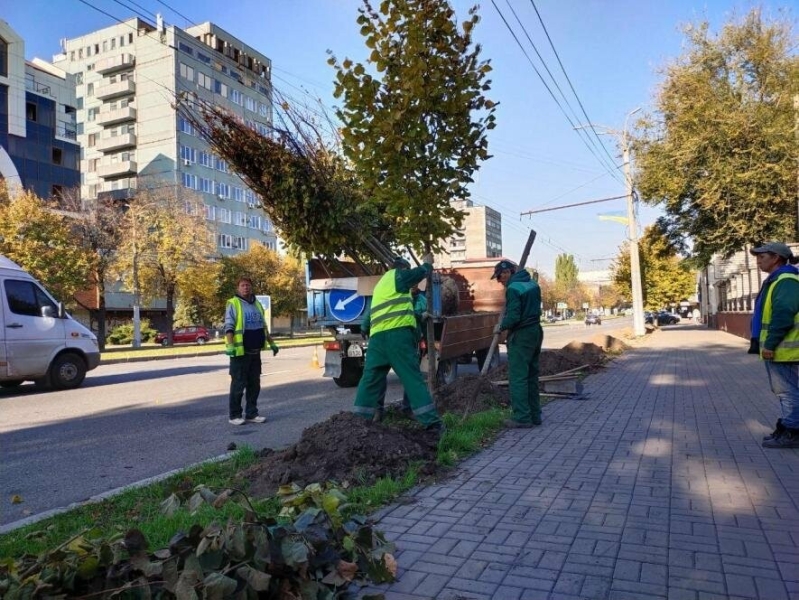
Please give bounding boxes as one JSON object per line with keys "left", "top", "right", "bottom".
{"left": 492, "top": 260, "right": 544, "bottom": 428}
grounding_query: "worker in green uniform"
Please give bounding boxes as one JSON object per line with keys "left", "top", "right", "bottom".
{"left": 492, "top": 259, "right": 544, "bottom": 428}
{"left": 362, "top": 281, "right": 428, "bottom": 421}
{"left": 353, "top": 255, "right": 444, "bottom": 434}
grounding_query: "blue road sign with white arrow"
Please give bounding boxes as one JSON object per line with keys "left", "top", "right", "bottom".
{"left": 327, "top": 289, "right": 366, "bottom": 322}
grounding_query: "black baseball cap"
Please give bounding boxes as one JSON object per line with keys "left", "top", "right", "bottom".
{"left": 491, "top": 260, "right": 517, "bottom": 279}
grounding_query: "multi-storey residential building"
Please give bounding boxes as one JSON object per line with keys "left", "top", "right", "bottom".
{"left": 436, "top": 198, "right": 502, "bottom": 268}
{"left": 0, "top": 21, "right": 80, "bottom": 199}
{"left": 52, "top": 16, "right": 276, "bottom": 254}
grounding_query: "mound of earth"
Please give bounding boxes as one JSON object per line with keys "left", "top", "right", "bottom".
{"left": 435, "top": 373, "right": 509, "bottom": 415}
{"left": 243, "top": 412, "right": 439, "bottom": 499}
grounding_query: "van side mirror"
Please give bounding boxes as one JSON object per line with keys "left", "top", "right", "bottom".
{"left": 41, "top": 306, "right": 55, "bottom": 318}
{"left": 57, "top": 302, "right": 66, "bottom": 319}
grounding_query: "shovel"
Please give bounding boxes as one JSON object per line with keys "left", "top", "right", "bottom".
{"left": 460, "top": 229, "right": 537, "bottom": 421}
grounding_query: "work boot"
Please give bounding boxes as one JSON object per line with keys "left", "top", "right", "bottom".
{"left": 426, "top": 421, "right": 447, "bottom": 438}
{"left": 504, "top": 419, "right": 534, "bottom": 429}
{"left": 762, "top": 428, "right": 799, "bottom": 449}
{"left": 763, "top": 419, "right": 785, "bottom": 441}
{"left": 373, "top": 407, "right": 384, "bottom": 423}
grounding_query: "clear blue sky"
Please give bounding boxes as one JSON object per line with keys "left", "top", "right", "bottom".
{"left": 5, "top": 0, "right": 792, "bottom": 275}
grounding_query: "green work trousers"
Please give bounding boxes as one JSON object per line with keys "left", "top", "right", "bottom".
{"left": 354, "top": 327, "right": 441, "bottom": 427}
{"left": 507, "top": 324, "right": 543, "bottom": 424}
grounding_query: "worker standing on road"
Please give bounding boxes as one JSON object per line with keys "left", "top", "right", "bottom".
{"left": 353, "top": 255, "right": 445, "bottom": 434}
{"left": 492, "top": 260, "right": 543, "bottom": 428}
{"left": 749, "top": 242, "right": 799, "bottom": 449}
{"left": 224, "top": 277, "right": 279, "bottom": 426}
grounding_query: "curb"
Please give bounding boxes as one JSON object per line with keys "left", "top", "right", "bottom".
{"left": 0, "top": 453, "right": 234, "bottom": 535}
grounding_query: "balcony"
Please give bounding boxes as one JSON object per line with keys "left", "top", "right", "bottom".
{"left": 97, "top": 106, "right": 137, "bottom": 126}
{"left": 97, "top": 132, "right": 136, "bottom": 153}
{"left": 96, "top": 53, "right": 135, "bottom": 74}
{"left": 96, "top": 79, "right": 136, "bottom": 100}
{"left": 98, "top": 160, "right": 137, "bottom": 179}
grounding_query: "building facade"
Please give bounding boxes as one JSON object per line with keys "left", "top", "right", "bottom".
{"left": 436, "top": 199, "right": 502, "bottom": 268}
{"left": 0, "top": 20, "right": 80, "bottom": 199}
{"left": 52, "top": 17, "right": 276, "bottom": 255}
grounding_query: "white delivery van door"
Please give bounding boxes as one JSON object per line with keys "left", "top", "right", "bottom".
{"left": 2, "top": 278, "right": 65, "bottom": 378}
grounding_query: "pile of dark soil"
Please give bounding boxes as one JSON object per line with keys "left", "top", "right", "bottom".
{"left": 241, "top": 335, "right": 625, "bottom": 499}
{"left": 243, "top": 412, "right": 439, "bottom": 499}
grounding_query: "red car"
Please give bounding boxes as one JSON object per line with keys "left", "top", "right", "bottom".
{"left": 155, "top": 326, "right": 210, "bottom": 346}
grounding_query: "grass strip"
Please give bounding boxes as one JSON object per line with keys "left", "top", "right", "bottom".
{"left": 0, "top": 406, "right": 511, "bottom": 559}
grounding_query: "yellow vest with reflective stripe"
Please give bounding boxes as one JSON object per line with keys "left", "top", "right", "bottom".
{"left": 759, "top": 273, "right": 799, "bottom": 362}
{"left": 369, "top": 269, "right": 416, "bottom": 335}
{"left": 228, "top": 296, "right": 267, "bottom": 357}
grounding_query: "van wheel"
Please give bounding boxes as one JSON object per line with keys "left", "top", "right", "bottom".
{"left": 0, "top": 380, "right": 23, "bottom": 389}
{"left": 49, "top": 353, "right": 87, "bottom": 390}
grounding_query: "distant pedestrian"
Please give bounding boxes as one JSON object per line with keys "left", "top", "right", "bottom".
{"left": 224, "top": 277, "right": 279, "bottom": 426}
{"left": 492, "top": 260, "right": 544, "bottom": 428}
{"left": 692, "top": 308, "right": 701, "bottom": 324}
{"left": 749, "top": 242, "right": 799, "bottom": 449}
{"left": 353, "top": 255, "right": 445, "bottom": 435}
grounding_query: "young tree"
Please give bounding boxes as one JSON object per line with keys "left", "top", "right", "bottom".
{"left": 175, "top": 259, "right": 223, "bottom": 328}
{"left": 328, "top": 0, "right": 497, "bottom": 254}
{"left": 55, "top": 189, "right": 126, "bottom": 350}
{"left": 115, "top": 184, "right": 217, "bottom": 344}
{"left": 0, "top": 188, "right": 93, "bottom": 303}
{"left": 612, "top": 224, "right": 696, "bottom": 310}
{"left": 554, "top": 254, "right": 579, "bottom": 288}
{"left": 634, "top": 9, "right": 799, "bottom": 262}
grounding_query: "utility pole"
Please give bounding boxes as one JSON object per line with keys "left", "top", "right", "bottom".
{"left": 622, "top": 135, "right": 646, "bottom": 337}
{"left": 131, "top": 212, "right": 142, "bottom": 349}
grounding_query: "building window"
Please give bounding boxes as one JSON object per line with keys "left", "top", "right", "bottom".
{"left": 88, "top": 158, "right": 98, "bottom": 172}
{"left": 199, "top": 177, "right": 213, "bottom": 193}
{"left": 199, "top": 151, "right": 212, "bottom": 167}
{"left": 197, "top": 72, "right": 212, "bottom": 90}
{"left": 87, "top": 82, "right": 94, "bottom": 96}
{"left": 178, "top": 117, "right": 195, "bottom": 135}
{"left": 205, "top": 205, "right": 216, "bottom": 221}
{"left": 26, "top": 103, "right": 37, "bottom": 122}
{"left": 110, "top": 38, "right": 116, "bottom": 50}
{"left": 178, "top": 42, "right": 194, "bottom": 55}
{"left": 87, "top": 107, "right": 99, "bottom": 122}
{"left": 52, "top": 147, "right": 63, "bottom": 165}
{"left": 218, "top": 233, "right": 232, "bottom": 248}
{"left": 88, "top": 133, "right": 96, "bottom": 147}
{"left": 182, "top": 173, "right": 198, "bottom": 189}
{"left": 179, "top": 62, "right": 194, "bottom": 82}
{"left": 129, "top": 33, "right": 133, "bottom": 44}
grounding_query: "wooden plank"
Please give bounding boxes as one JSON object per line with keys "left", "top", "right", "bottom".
{"left": 437, "top": 312, "right": 501, "bottom": 360}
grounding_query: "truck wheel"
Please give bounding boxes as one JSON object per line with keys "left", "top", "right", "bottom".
{"left": 333, "top": 357, "right": 363, "bottom": 388}
{"left": 49, "top": 353, "right": 87, "bottom": 390}
{"left": 476, "top": 348, "right": 500, "bottom": 372}
{"left": 436, "top": 358, "right": 458, "bottom": 386}
{"left": 0, "top": 380, "right": 23, "bottom": 389}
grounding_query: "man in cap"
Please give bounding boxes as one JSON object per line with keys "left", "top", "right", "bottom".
{"left": 749, "top": 242, "right": 799, "bottom": 448}
{"left": 353, "top": 255, "right": 445, "bottom": 434}
{"left": 492, "top": 259, "right": 543, "bottom": 428}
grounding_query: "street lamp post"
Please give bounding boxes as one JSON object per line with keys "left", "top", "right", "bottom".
{"left": 131, "top": 214, "right": 142, "bottom": 349}
{"left": 623, "top": 108, "right": 645, "bottom": 337}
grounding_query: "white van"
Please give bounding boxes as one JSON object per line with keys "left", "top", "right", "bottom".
{"left": 0, "top": 256, "right": 100, "bottom": 390}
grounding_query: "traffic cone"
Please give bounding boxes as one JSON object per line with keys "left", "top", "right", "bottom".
{"left": 311, "top": 346, "right": 321, "bottom": 369}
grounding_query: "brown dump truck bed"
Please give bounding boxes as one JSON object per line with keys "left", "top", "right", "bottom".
{"left": 437, "top": 312, "right": 502, "bottom": 361}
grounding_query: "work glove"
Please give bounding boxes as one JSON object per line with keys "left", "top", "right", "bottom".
{"left": 270, "top": 342, "right": 279, "bottom": 356}
{"left": 225, "top": 345, "right": 236, "bottom": 357}
{"left": 493, "top": 323, "right": 502, "bottom": 336}
{"left": 421, "top": 311, "right": 431, "bottom": 321}
{"left": 421, "top": 252, "right": 434, "bottom": 265}
{"left": 747, "top": 338, "right": 760, "bottom": 355}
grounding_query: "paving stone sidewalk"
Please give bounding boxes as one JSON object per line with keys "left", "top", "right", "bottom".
{"left": 360, "top": 326, "right": 799, "bottom": 600}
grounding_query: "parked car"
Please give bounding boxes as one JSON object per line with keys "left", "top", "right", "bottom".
{"left": 155, "top": 326, "right": 210, "bottom": 346}
{"left": 585, "top": 314, "right": 602, "bottom": 326}
{"left": 545, "top": 314, "right": 559, "bottom": 323}
{"left": 645, "top": 311, "right": 680, "bottom": 326}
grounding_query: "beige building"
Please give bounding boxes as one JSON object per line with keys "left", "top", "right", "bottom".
{"left": 436, "top": 199, "right": 502, "bottom": 268}
{"left": 51, "top": 17, "right": 276, "bottom": 255}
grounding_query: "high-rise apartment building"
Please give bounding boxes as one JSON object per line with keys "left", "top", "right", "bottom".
{"left": 0, "top": 21, "right": 80, "bottom": 199}
{"left": 436, "top": 199, "right": 502, "bottom": 268}
{"left": 52, "top": 17, "right": 276, "bottom": 254}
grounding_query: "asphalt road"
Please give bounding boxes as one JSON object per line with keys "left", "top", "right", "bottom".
{"left": 0, "top": 315, "right": 637, "bottom": 528}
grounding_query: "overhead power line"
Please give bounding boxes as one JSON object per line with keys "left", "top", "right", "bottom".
{"left": 520, "top": 194, "right": 627, "bottom": 216}
{"left": 489, "top": 0, "right": 623, "bottom": 186}
{"left": 528, "top": 0, "right": 621, "bottom": 176}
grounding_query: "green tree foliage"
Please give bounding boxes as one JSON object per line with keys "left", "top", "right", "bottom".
{"left": 0, "top": 188, "right": 93, "bottom": 303}
{"left": 175, "top": 260, "right": 224, "bottom": 327}
{"left": 633, "top": 9, "right": 799, "bottom": 262}
{"left": 328, "top": 0, "right": 497, "bottom": 253}
{"left": 115, "top": 185, "right": 216, "bottom": 342}
{"left": 218, "top": 244, "right": 307, "bottom": 320}
{"left": 612, "top": 224, "right": 696, "bottom": 310}
{"left": 554, "top": 254, "right": 579, "bottom": 287}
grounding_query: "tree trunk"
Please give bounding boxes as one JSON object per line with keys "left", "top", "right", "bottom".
{"left": 166, "top": 283, "right": 175, "bottom": 346}
{"left": 96, "top": 271, "right": 107, "bottom": 351}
